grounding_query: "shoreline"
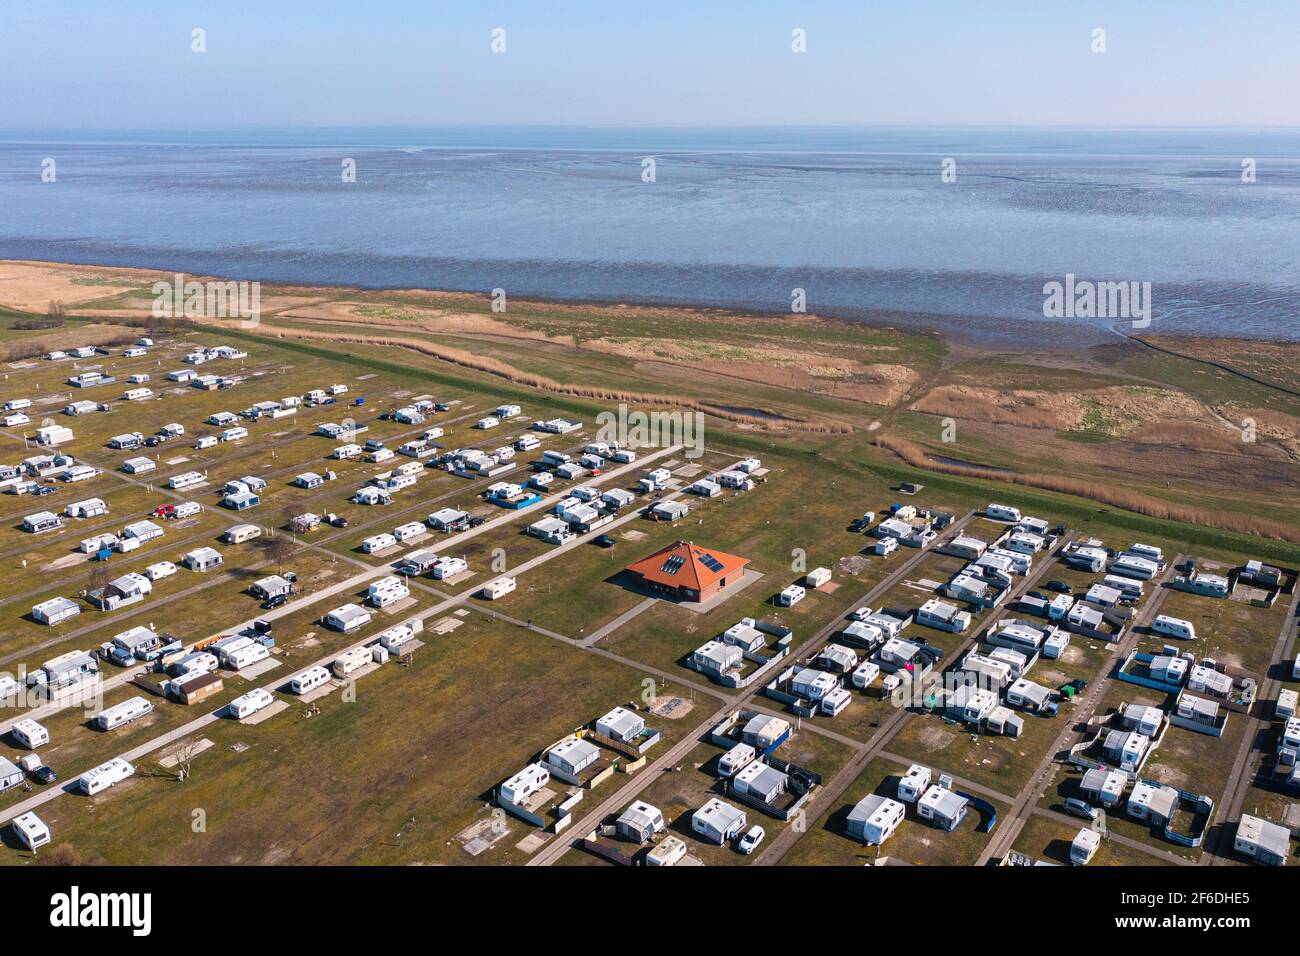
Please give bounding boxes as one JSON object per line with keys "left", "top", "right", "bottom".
{"left": 5, "top": 255, "right": 1295, "bottom": 354}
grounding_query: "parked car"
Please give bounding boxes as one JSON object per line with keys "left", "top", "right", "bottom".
{"left": 32, "top": 765, "right": 57, "bottom": 786}
{"left": 1044, "top": 580, "right": 1073, "bottom": 594}
{"left": 261, "top": 593, "right": 289, "bottom": 610}
{"left": 592, "top": 534, "right": 616, "bottom": 548}
{"left": 1064, "top": 798, "right": 1098, "bottom": 822}
{"left": 737, "top": 825, "right": 766, "bottom": 854}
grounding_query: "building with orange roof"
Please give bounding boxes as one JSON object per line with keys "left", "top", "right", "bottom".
{"left": 625, "top": 540, "right": 750, "bottom": 603}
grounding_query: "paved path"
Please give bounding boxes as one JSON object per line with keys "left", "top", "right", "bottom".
{"left": 579, "top": 598, "right": 657, "bottom": 648}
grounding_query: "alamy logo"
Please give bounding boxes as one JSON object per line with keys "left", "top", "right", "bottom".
{"left": 1042, "top": 273, "right": 1152, "bottom": 328}
{"left": 151, "top": 273, "right": 261, "bottom": 327}
{"left": 50, "top": 886, "right": 152, "bottom": 936}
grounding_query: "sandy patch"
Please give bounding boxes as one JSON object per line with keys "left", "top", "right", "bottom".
{"left": 912, "top": 383, "right": 1206, "bottom": 435}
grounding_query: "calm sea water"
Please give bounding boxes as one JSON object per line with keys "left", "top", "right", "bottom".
{"left": 1, "top": 127, "right": 1298, "bottom": 345}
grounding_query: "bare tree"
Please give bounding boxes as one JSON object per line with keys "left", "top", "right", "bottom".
{"left": 262, "top": 534, "right": 295, "bottom": 572}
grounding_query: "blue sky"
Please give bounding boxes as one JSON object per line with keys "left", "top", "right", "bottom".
{"left": 2, "top": 0, "right": 1297, "bottom": 128}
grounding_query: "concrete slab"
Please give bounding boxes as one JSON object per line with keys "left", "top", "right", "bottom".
{"left": 380, "top": 596, "right": 418, "bottom": 615}
{"left": 159, "top": 737, "right": 214, "bottom": 768}
{"left": 233, "top": 657, "right": 282, "bottom": 680}
{"left": 288, "top": 680, "right": 340, "bottom": 704}
{"left": 239, "top": 698, "right": 290, "bottom": 725}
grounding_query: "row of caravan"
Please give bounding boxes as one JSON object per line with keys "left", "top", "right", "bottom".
{"left": 289, "top": 622, "right": 421, "bottom": 693}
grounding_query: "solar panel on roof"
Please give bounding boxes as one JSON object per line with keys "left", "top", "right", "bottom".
{"left": 699, "top": 553, "right": 725, "bottom": 573}
{"left": 660, "top": 555, "right": 685, "bottom": 575}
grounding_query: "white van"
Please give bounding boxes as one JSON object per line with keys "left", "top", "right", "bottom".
{"left": 94, "top": 695, "right": 154, "bottom": 731}
{"left": 290, "top": 665, "right": 331, "bottom": 695}
{"left": 12, "top": 812, "right": 50, "bottom": 850}
{"left": 229, "top": 687, "right": 275, "bottom": 719}
{"left": 1152, "top": 615, "right": 1197, "bottom": 641}
{"left": 79, "top": 757, "right": 136, "bottom": 795}
{"left": 12, "top": 718, "right": 50, "bottom": 749}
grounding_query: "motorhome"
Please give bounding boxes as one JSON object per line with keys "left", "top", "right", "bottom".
{"left": 11, "top": 719, "right": 50, "bottom": 749}
{"left": 11, "top": 812, "right": 50, "bottom": 851}
{"left": 227, "top": 643, "right": 270, "bottom": 670}
{"left": 61, "top": 464, "right": 98, "bottom": 483}
{"left": 290, "top": 666, "right": 331, "bottom": 695}
{"left": 778, "top": 584, "right": 806, "bottom": 607}
{"left": 1102, "top": 574, "right": 1144, "bottom": 600}
{"left": 93, "top": 696, "right": 154, "bottom": 731}
{"left": 367, "top": 576, "right": 410, "bottom": 608}
{"left": 78, "top": 757, "right": 135, "bottom": 795}
{"left": 325, "top": 604, "right": 372, "bottom": 633}
{"left": 393, "top": 521, "right": 425, "bottom": 542}
{"left": 222, "top": 524, "right": 262, "bottom": 545}
{"left": 481, "top": 576, "right": 517, "bottom": 600}
{"left": 897, "top": 764, "right": 933, "bottom": 803}
{"left": 28, "top": 649, "right": 99, "bottom": 691}
{"left": 171, "top": 651, "right": 218, "bottom": 679}
{"left": 168, "top": 470, "right": 206, "bottom": 490}
{"left": 378, "top": 624, "right": 416, "bottom": 653}
{"left": 1128, "top": 543, "right": 1164, "bottom": 563}
{"left": 332, "top": 646, "right": 374, "bottom": 678}
{"left": 1111, "top": 554, "right": 1159, "bottom": 581}
{"left": 1152, "top": 615, "right": 1197, "bottom": 641}
{"left": 229, "top": 687, "right": 275, "bottom": 719}
{"left": 361, "top": 532, "right": 397, "bottom": 554}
